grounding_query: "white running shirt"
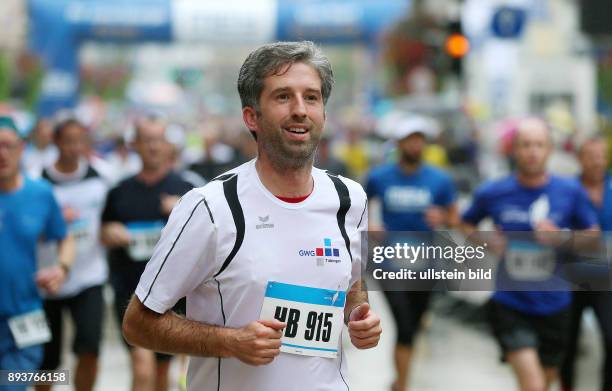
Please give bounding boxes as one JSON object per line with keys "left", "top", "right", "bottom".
{"left": 41, "top": 159, "right": 109, "bottom": 298}
{"left": 136, "top": 160, "right": 368, "bottom": 391}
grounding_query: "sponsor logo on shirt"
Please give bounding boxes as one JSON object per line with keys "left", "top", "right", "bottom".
{"left": 500, "top": 208, "right": 530, "bottom": 224}
{"left": 384, "top": 186, "right": 432, "bottom": 212}
{"left": 298, "top": 238, "right": 341, "bottom": 266}
{"left": 256, "top": 215, "right": 274, "bottom": 229}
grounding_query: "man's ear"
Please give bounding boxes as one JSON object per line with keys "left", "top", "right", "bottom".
{"left": 242, "top": 107, "right": 259, "bottom": 134}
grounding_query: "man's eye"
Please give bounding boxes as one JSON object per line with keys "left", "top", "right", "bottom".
{"left": 306, "top": 95, "right": 319, "bottom": 101}
{"left": 277, "top": 94, "right": 289, "bottom": 101}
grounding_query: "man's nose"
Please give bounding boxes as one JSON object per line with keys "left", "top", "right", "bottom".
{"left": 291, "top": 96, "right": 307, "bottom": 119}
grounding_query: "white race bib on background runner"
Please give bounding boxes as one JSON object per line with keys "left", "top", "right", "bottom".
{"left": 260, "top": 281, "right": 345, "bottom": 359}
{"left": 70, "top": 218, "right": 91, "bottom": 252}
{"left": 8, "top": 309, "right": 51, "bottom": 349}
{"left": 126, "top": 221, "right": 164, "bottom": 261}
{"left": 505, "top": 240, "right": 555, "bottom": 281}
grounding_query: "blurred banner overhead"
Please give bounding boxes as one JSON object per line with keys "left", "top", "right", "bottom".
{"left": 28, "top": 0, "right": 410, "bottom": 117}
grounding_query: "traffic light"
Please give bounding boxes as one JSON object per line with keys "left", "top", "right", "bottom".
{"left": 444, "top": 20, "right": 469, "bottom": 77}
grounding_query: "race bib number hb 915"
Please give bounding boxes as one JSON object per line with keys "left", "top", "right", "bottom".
{"left": 260, "top": 281, "right": 345, "bottom": 358}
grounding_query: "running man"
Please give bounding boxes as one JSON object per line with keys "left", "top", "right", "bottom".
{"left": 37, "top": 118, "right": 109, "bottom": 391}
{"left": 0, "top": 116, "right": 74, "bottom": 391}
{"left": 366, "top": 115, "right": 458, "bottom": 391}
{"left": 560, "top": 136, "right": 612, "bottom": 391}
{"left": 461, "top": 118, "right": 598, "bottom": 391}
{"left": 122, "top": 41, "right": 382, "bottom": 390}
{"left": 101, "top": 116, "right": 192, "bottom": 391}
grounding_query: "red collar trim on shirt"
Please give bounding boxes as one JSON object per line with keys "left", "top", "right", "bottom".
{"left": 275, "top": 192, "right": 312, "bottom": 203}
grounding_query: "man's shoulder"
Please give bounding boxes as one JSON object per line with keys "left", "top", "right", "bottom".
{"left": 23, "top": 175, "right": 53, "bottom": 195}
{"left": 549, "top": 174, "right": 582, "bottom": 193}
{"left": 367, "top": 162, "right": 396, "bottom": 179}
{"left": 474, "top": 175, "right": 516, "bottom": 199}
{"left": 316, "top": 167, "right": 367, "bottom": 204}
{"left": 421, "top": 163, "right": 452, "bottom": 181}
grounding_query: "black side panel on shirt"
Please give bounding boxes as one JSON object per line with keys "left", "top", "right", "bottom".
{"left": 214, "top": 174, "right": 245, "bottom": 277}
{"left": 327, "top": 174, "right": 353, "bottom": 263}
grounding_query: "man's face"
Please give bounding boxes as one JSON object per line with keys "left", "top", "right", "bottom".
{"left": 56, "top": 124, "right": 86, "bottom": 164}
{"left": 0, "top": 129, "right": 23, "bottom": 181}
{"left": 398, "top": 132, "right": 426, "bottom": 165}
{"left": 513, "top": 123, "right": 552, "bottom": 177}
{"left": 134, "top": 122, "right": 168, "bottom": 171}
{"left": 247, "top": 62, "right": 325, "bottom": 169}
{"left": 580, "top": 139, "right": 608, "bottom": 181}
{"left": 34, "top": 119, "right": 53, "bottom": 147}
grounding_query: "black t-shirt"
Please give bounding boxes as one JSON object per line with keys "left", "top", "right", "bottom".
{"left": 102, "top": 171, "right": 192, "bottom": 264}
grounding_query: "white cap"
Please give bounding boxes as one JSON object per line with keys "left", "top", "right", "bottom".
{"left": 391, "top": 115, "right": 440, "bottom": 141}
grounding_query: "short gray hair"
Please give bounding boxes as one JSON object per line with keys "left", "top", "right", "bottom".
{"left": 237, "top": 41, "right": 334, "bottom": 111}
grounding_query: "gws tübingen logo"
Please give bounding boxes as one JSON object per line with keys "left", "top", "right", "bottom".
{"left": 299, "top": 238, "right": 341, "bottom": 266}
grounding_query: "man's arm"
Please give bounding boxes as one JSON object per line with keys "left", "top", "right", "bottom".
{"left": 36, "top": 234, "right": 75, "bottom": 294}
{"left": 425, "top": 203, "right": 460, "bottom": 229}
{"left": 344, "top": 279, "right": 381, "bottom": 350}
{"left": 344, "top": 279, "right": 368, "bottom": 323}
{"left": 123, "top": 295, "right": 286, "bottom": 366}
{"left": 100, "top": 222, "right": 130, "bottom": 248}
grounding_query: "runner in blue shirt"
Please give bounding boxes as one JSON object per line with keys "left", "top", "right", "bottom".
{"left": 0, "top": 116, "right": 74, "bottom": 390}
{"left": 461, "top": 118, "right": 598, "bottom": 391}
{"left": 560, "top": 136, "right": 612, "bottom": 391}
{"left": 366, "top": 115, "right": 458, "bottom": 391}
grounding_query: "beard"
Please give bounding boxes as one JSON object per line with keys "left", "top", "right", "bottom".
{"left": 258, "top": 117, "right": 321, "bottom": 170}
{"left": 400, "top": 151, "right": 421, "bottom": 166}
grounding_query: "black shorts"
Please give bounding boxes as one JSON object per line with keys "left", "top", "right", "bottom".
{"left": 40, "top": 285, "right": 104, "bottom": 370}
{"left": 110, "top": 261, "right": 185, "bottom": 362}
{"left": 383, "top": 290, "right": 432, "bottom": 346}
{"left": 487, "top": 299, "right": 571, "bottom": 368}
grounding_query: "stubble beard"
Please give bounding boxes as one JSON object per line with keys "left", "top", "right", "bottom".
{"left": 400, "top": 151, "right": 421, "bottom": 166}
{"left": 259, "top": 118, "right": 321, "bottom": 170}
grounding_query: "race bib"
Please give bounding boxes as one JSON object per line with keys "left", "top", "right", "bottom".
{"left": 8, "top": 309, "right": 51, "bottom": 349}
{"left": 260, "top": 282, "right": 345, "bottom": 359}
{"left": 70, "top": 218, "right": 91, "bottom": 252}
{"left": 505, "top": 240, "right": 555, "bottom": 281}
{"left": 126, "top": 221, "right": 164, "bottom": 261}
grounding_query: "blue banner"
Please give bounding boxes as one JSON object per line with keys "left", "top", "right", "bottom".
{"left": 276, "top": 0, "right": 410, "bottom": 44}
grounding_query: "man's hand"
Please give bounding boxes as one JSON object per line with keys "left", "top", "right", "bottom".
{"left": 62, "top": 206, "right": 79, "bottom": 224}
{"left": 227, "top": 319, "right": 286, "bottom": 366}
{"left": 347, "top": 303, "right": 382, "bottom": 349}
{"left": 35, "top": 265, "right": 67, "bottom": 294}
{"left": 425, "top": 206, "right": 447, "bottom": 229}
{"left": 101, "top": 222, "right": 130, "bottom": 248}
{"left": 160, "top": 194, "right": 181, "bottom": 216}
{"left": 534, "top": 219, "right": 569, "bottom": 247}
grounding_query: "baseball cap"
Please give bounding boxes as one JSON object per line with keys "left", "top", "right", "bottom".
{"left": 392, "top": 115, "right": 440, "bottom": 141}
{"left": 0, "top": 116, "right": 22, "bottom": 137}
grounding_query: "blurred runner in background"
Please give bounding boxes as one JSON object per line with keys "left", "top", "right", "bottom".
{"left": 561, "top": 136, "right": 612, "bottom": 391}
{"left": 37, "top": 118, "right": 109, "bottom": 391}
{"left": 366, "top": 115, "right": 458, "bottom": 391}
{"left": 461, "top": 118, "right": 598, "bottom": 391}
{"left": 100, "top": 115, "right": 192, "bottom": 391}
{"left": 0, "top": 116, "right": 74, "bottom": 391}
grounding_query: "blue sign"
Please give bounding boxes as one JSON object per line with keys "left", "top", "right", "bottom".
{"left": 28, "top": 0, "right": 409, "bottom": 116}
{"left": 276, "top": 0, "right": 409, "bottom": 44}
{"left": 491, "top": 6, "right": 527, "bottom": 39}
